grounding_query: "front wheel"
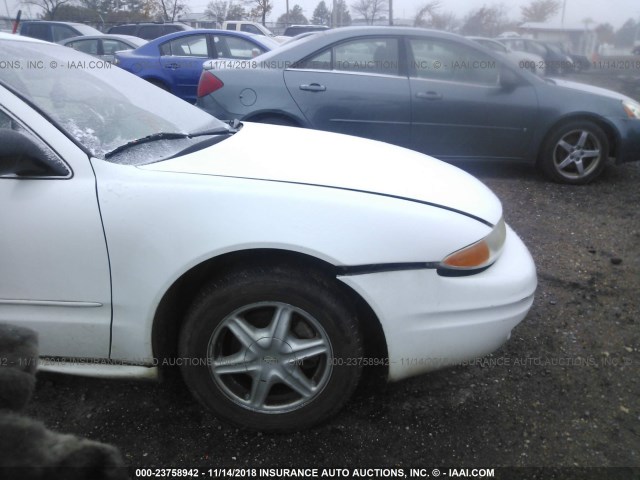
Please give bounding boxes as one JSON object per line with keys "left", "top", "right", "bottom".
{"left": 178, "top": 266, "right": 363, "bottom": 431}
{"left": 539, "top": 121, "right": 609, "bottom": 184}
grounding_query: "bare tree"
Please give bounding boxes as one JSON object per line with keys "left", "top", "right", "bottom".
{"left": 430, "top": 11, "right": 459, "bottom": 32}
{"left": 205, "top": 0, "right": 229, "bottom": 22}
{"left": 156, "top": 0, "right": 188, "bottom": 21}
{"left": 205, "top": 0, "right": 245, "bottom": 22}
{"left": 413, "top": 1, "right": 439, "bottom": 27}
{"left": 351, "top": 0, "right": 387, "bottom": 25}
{"left": 22, "top": 0, "right": 73, "bottom": 20}
{"left": 521, "top": 0, "right": 560, "bottom": 22}
{"left": 246, "top": 0, "right": 272, "bottom": 24}
{"left": 461, "top": 4, "right": 511, "bottom": 37}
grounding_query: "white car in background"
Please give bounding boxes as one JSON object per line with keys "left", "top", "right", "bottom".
{"left": 468, "top": 36, "right": 546, "bottom": 75}
{"left": 0, "top": 33, "right": 537, "bottom": 431}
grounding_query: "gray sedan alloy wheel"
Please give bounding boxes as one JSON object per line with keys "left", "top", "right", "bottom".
{"left": 541, "top": 121, "right": 609, "bottom": 184}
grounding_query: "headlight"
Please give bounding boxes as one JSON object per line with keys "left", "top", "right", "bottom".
{"left": 439, "top": 218, "right": 506, "bottom": 276}
{"left": 622, "top": 100, "right": 640, "bottom": 119}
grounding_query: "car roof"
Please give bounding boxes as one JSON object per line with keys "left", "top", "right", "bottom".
{"left": 121, "top": 28, "right": 277, "bottom": 56}
{"left": 287, "top": 25, "right": 328, "bottom": 28}
{"left": 60, "top": 34, "right": 145, "bottom": 44}
{"left": 259, "top": 26, "right": 482, "bottom": 61}
{"left": 20, "top": 20, "right": 90, "bottom": 26}
{"left": 0, "top": 32, "right": 47, "bottom": 43}
{"left": 110, "top": 22, "right": 188, "bottom": 25}
{"left": 145, "top": 28, "right": 275, "bottom": 45}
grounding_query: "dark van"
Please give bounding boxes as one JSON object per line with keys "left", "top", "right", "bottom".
{"left": 19, "top": 21, "right": 102, "bottom": 42}
{"left": 107, "top": 23, "right": 192, "bottom": 40}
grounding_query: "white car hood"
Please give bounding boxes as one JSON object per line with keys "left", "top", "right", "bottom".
{"left": 142, "top": 123, "right": 502, "bottom": 225}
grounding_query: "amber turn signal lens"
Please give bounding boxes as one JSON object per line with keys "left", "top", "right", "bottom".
{"left": 442, "top": 240, "right": 490, "bottom": 268}
{"left": 440, "top": 218, "right": 506, "bottom": 272}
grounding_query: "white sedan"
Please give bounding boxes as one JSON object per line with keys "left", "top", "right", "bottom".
{"left": 0, "top": 34, "right": 537, "bottom": 431}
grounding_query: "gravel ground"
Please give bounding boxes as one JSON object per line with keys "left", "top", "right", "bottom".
{"left": 23, "top": 69, "right": 640, "bottom": 477}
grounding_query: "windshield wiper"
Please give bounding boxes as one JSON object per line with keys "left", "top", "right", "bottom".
{"left": 105, "top": 128, "right": 232, "bottom": 159}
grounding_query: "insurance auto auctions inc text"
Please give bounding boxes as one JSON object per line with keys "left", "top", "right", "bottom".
{"left": 200, "top": 468, "right": 495, "bottom": 478}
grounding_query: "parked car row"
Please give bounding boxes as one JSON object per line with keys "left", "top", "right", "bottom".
{"left": 0, "top": 32, "right": 537, "bottom": 432}
{"left": 196, "top": 27, "right": 640, "bottom": 185}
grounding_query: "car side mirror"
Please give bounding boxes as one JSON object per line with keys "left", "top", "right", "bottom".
{"left": 0, "top": 129, "right": 69, "bottom": 177}
{"left": 499, "top": 66, "right": 522, "bottom": 91}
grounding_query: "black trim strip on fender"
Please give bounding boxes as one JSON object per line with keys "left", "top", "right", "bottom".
{"left": 337, "top": 262, "right": 492, "bottom": 277}
{"left": 337, "top": 262, "right": 439, "bottom": 276}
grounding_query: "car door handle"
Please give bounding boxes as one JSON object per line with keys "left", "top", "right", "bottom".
{"left": 299, "top": 83, "right": 326, "bottom": 92}
{"left": 416, "top": 91, "right": 442, "bottom": 100}
{"left": 164, "top": 63, "right": 180, "bottom": 70}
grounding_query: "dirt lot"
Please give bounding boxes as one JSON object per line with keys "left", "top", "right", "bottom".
{"left": 24, "top": 68, "right": 640, "bottom": 476}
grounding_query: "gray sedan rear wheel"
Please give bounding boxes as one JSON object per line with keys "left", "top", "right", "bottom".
{"left": 540, "top": 121, "right": 609, "bottom": 184}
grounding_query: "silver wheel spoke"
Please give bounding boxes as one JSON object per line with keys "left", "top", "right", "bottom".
{"left": 282, "top": 367, "right": 315, "bottom": 399}
{"left": 576, "top": 131, "right": 589, "bottom": 148}
{"left": 269, "top": 305, "right": 293, "bottom": 342}
{"left": 575, "top": 159, "right": 585, "bottom": 176}
{"left": 581, "top": 149, "right": 600, "bottom": 159}
{"left": 213, "top": 351, "right": 249, "bottom": 375}
{"left": 557, "top": 139, "right": 573, "bottom": 152}
{"left": 248, "top": 374, "right": 273, "bottom": 408}
{"left": 558, "top": 156, "right": 575, "bottom": 169}
{"left": 288, "top": 338, "right": 328, "bottom": 361}
{"left": 226, "top": 315, "right": 259, "bottom": 348}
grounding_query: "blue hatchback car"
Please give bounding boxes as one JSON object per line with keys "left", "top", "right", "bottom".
{"left": 114, "top": 29, "right": 279, "bottom": 103}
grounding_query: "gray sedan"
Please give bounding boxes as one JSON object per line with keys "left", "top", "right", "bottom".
{"left": 196, "top": 26, "right": 640, "bottom": 184}
{"left": 60, "top": 34, "right": 146, "bottom": 63}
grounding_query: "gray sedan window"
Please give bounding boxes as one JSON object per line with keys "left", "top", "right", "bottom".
{"left": 296, "top": 49, "right": 331, "bottom": 70}
{"left": 67, "top": 39, "right": 99, "bottom": 55}
{"left": 295, "top": 38, "right": 399, "bottom": 75}
{"left": 409, "top": 38, "right": 499, "bottom": 86}
{"left": 214, "top": 36, "right": 264, "bottom": 59}
{"left": 103, "top": 39, "right": 133, "bottom": 55}
{"left": 335, "top": 38, "right": 398, "bottom": 75}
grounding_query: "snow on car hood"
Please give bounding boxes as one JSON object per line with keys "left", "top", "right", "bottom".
{"left": 142, "top": 122, "right": 502, "bottom": 225}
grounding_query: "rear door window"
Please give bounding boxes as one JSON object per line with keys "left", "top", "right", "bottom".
{"left": 67, "top": 39, "right": 100, "bottom": 55}
{"left": 22, "top": 23, "right": 51, "bottom": 41}
{"left": 52, "top": 25, "right": 79, "bottom": 42}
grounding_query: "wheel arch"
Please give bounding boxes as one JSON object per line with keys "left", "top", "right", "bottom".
{"left": 243, "top": 111, "right": 305, "bottom": 127}
{"left": 142, "top": 76, "right": 171, "bottom": 92}
{"left": 151, "top": 248, "right": 388, "bottom": 377}
{"left": 536, "top": 113, "right": 620, "bottom": 165}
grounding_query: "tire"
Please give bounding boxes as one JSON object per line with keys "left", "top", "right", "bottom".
{"left": 539, "top": 121, "right": 609, "bottom": 185}
{"left": 179, "top": 265, "right": 363, "bottom": 431}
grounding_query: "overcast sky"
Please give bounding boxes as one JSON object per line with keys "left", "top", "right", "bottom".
{"left": 4, "top": 0, "right": 639, "bottom": 28}
{"left": 211, "top": 0, "right": 640, "bottom": 28}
